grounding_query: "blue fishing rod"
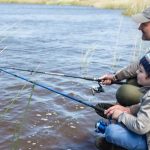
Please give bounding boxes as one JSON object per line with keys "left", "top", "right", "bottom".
{"left": 0, "top": 68, "right": 112, "bottom": 134}
{"left": 0, "top": 68, "right": 104, "bottom": 113}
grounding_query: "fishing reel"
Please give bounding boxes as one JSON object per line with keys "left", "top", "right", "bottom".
{"left": 95, "top": 119, "right": 107, "bottom": 134}
{"left": 91, "top": 82, "right": 104, "bottom": 95}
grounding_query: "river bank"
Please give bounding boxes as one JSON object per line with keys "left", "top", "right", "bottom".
{"left": 0, "top": 0, "right": 150, "bottom": 16}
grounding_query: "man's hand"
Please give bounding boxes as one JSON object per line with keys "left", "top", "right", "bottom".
{"left": 104, "top": 104, "right": 131, "bottom": 119}
{"left": 99, "top": 74, "right": 116, "bottom": 85}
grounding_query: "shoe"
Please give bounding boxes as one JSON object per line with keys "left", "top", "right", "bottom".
{"left": 95, "top": 136, "right": 114, "bottom": 150}
{"left": 95, "top": 103, "right": 114, "bottom": 118}
{"left": 95, "top": 136, "right": 127, "bottom": 150}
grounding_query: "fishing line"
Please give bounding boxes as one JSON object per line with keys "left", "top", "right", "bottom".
{"left": 0, "top": 66, "right": 124, "bottom": 84}
{"left": 0, "top": 68, "right": 104, "bottom": 114}
{"left": 0, "top": 66, "right": 100, "bottom": 81}
{"left": 0, "top": 66, "right": 125, "bottom": 95}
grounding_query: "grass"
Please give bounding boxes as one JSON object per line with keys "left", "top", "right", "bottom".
{"left": 0, "top": 0, "right": 150, "bottom": 15}
{"left": 0, "top": 0, "right": 48, "bottom": 4}
{"left": 123, "top": 0, "right": 150, "bottom": 15}
{"left": 12, "top": 84, "right": 35, "bottom": 150}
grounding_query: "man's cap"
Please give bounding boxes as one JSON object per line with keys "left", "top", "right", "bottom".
{"left": 140, "top": 52, "right": 150, "bottom": 75}
{"left": 132, "top": 7, "right": 150, "bottom": 24}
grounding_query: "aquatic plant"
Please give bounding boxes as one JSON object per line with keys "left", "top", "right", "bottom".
{"left": 123, "top": 0, "right": 150, "bottom": 16}
{"left": 0, "top": 0, "right": 150, "bottom": 16}
{"left": 0, "top": 84, "right": 27, "bottom": 120}
{"left": 12, "top": 85, "right": 35, "bottom": 150}
{"left": 80, "top": 46, "right": 96, "bottom": 76}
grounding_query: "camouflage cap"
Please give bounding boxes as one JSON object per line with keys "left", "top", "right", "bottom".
{"left": 132, "top": 7, "right": 150, "bottom": 23}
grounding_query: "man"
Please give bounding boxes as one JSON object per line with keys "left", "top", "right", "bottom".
{"left": 98, "top": 6, "right": 150, "bottom": 107}
{"left": 95, "top": 6, "right": 150, "bottom": 150}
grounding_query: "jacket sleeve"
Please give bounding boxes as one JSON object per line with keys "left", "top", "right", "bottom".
{"left": 118, "top": 92, "right": 150, "bottom": 135}
{"left": 129, "top": 103, "right": 140, "bottom": 115}
{"left": 115, "top": 61, "right": 139, "bottom": 81}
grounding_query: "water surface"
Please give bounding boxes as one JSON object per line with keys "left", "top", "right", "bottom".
{"left": 0, "top": 4, "right": 147, "bottom": 150}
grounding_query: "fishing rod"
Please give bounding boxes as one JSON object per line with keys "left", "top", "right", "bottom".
{"left": 0, "top": 66, "right": 99, "bottom": 81}
{"left": 0, "top": 66, "right": 124, "bottom": 84}
{"left": 0, "top": 66, "right": 125, "bottom": 94}
{"left": 0, "top": 68, "right": 104, "bottom": 114}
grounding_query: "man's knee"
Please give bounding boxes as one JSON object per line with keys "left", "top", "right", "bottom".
{"left": 116, "top": 84, "right": 143, "bottom": 106}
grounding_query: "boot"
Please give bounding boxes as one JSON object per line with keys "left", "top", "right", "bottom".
{"left": 95, "top": 136, "right": 127, "bottom": 150}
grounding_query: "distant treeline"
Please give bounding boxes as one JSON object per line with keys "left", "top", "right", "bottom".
{"left": 0, "top": 0, "right": 150, "bottom": 15}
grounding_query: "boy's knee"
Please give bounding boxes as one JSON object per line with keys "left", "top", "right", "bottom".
{"left": 105, "top": 124, "right": 119, "bottom": 143}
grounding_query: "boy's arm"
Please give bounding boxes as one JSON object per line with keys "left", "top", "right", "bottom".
{"left": 118, "top": 93, "right": 150, "bottom": 135}
{"left": 129, "top": 103, "right": 141, "bottom": 115}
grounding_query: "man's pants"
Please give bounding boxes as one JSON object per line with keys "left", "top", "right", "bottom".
{"left": 105, "top": 124, "right": 148, "bottom": 150}
{"left": 116, "top": 78, "right": 143, "bottom": 106}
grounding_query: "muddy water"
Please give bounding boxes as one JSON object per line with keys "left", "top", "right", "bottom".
{"left": 0, "top": 3, "right": 145, "bottom": 150}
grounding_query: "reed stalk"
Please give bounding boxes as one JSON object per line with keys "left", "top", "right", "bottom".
{"left": 0, "top": 0, "right": 149, "bottom": 16}
{"left": 12, "top": 84, "right": 35, "bottom": 150}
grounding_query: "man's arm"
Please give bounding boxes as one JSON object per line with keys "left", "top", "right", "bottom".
{"left": 99, "top": 61, "right": 139, "bottom": 85}
{"left": 115, "top": 61, "right": 139, "bottom": 81}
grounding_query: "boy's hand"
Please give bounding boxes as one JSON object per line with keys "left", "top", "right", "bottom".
{"left": 111, "top": 110, "right": 123, "bottom": 120}
{"left": 104, "top": 104, "right": 131, "bottom": 118}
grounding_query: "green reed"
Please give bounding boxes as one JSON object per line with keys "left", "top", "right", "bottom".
{"left": 81, "top": 47, "right": 96, "bottom": 76}
{"left": 0, "top": 0, "right": 48, "bottom": 4}
{"left": 0, "top": 0, "right": 150, "bottom": 16}
{"left": 0, "top": 84, "right": 27, "bottom": 120}
{"left": 0, "top": 0, "right": 149, "bottom": 16}
{"left": 11, "top": 84, "right": 35, "bottom": 150}
{"left": 123, "top": 0, "right": 150, "bottom": 16}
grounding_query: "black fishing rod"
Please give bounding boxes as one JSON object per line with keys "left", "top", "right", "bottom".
{"left": 0, "top": 66, "right": 124, "bottom": 84}
{"left": 0, "top": 66, "right": 101, "bottom": 81}
{"left": 0, "top": 68, "right": 104, "bottom": 113}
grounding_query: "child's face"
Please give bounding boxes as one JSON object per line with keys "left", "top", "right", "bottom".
{"left": 136, "top": 64, "right": 150, "bottom": 86}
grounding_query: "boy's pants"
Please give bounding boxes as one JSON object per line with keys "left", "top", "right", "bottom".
{"left": 105, "top": 124, "right": 148, "bottom": 150}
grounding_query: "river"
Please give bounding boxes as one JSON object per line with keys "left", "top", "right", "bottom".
{"left": 0, "top": 3, "right": 147, "bottom": 150}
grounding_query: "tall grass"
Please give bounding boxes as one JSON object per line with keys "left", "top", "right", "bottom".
{"left": 12, "top": 85, "right": 35, "bottom": 150}
{"left": 0, "top": 0, "right": 150, "bottom": 15}
{"left": 123, "top": 0, "right": 150, "bottom": 15}
{"left": 0, "top": 0, "right": 48, "bottom": 4}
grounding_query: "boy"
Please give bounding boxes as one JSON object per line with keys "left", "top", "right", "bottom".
{"left": 96, "top": 52, "right": 150, "bottom": 150}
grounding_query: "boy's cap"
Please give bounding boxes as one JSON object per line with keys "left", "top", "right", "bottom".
{"left": 132, "top": 7, "right": 150, "bottom": 23}
{"left": 140, "top": 53, "right": 150, "bottom": 75}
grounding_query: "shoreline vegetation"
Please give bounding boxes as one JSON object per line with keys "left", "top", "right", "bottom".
{"left": 0, "top": 0, "right": 150, "bottom": 16}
